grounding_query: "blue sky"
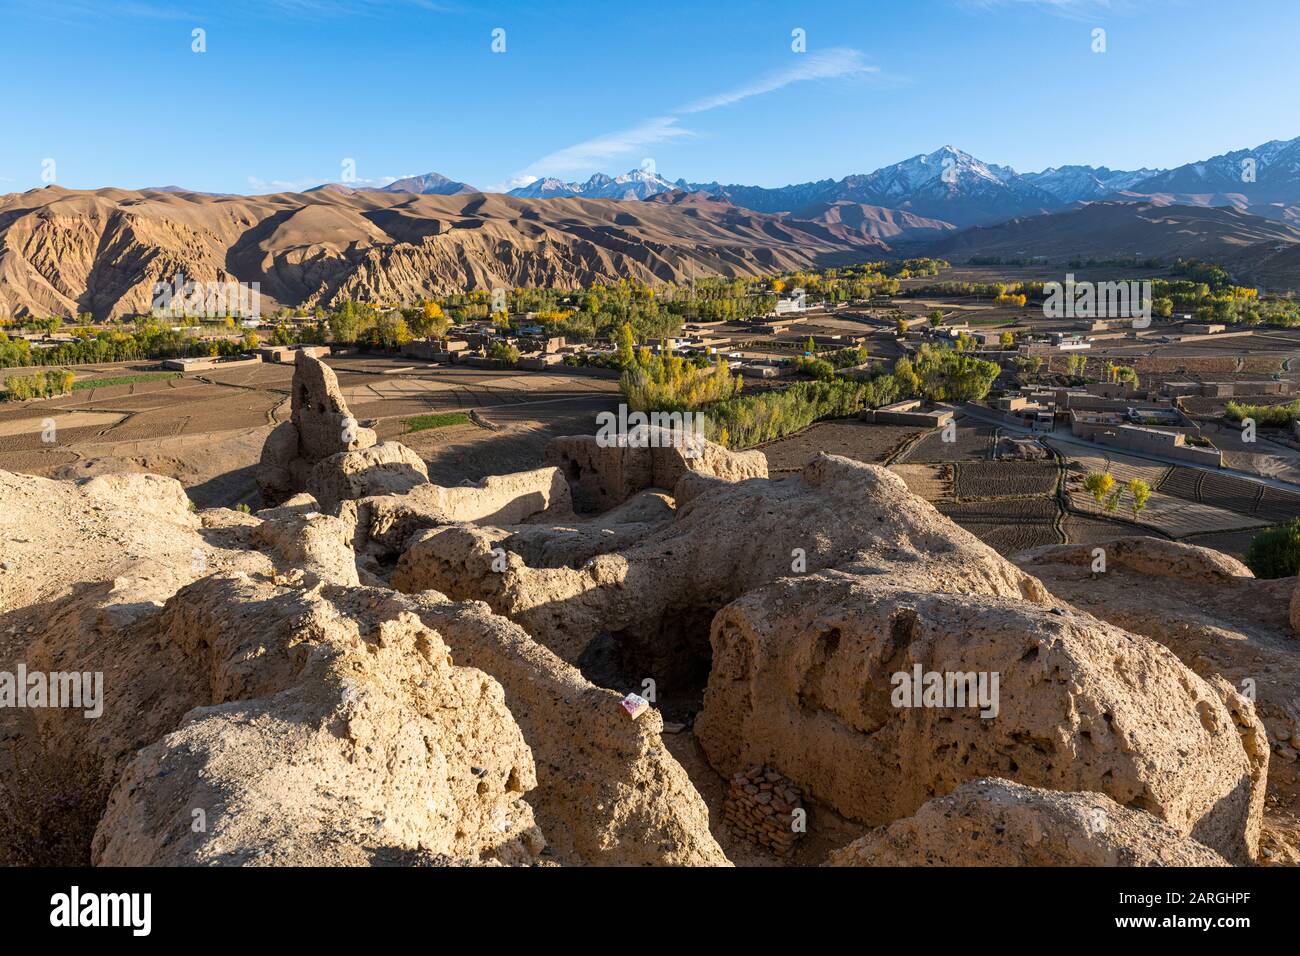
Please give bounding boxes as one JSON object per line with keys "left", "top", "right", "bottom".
{"left": 1, "top": 0, "right": 1297, "bottom": 194}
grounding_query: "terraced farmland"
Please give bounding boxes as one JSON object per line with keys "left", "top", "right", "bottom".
{"left": 759, "top": 420, "right": 922, "bottom": 474}
{"left": 1158, "top": 467, "right": 1300, "bottom": 525}
{"left": 954, "top": 460, "right": 1059, "bottom": 499}
{"left": 937, "top": 497, "right": 1062, "bottom": 555}
{"left": 887, "top": 462, "right": 953, "bottom": 501}
{"left": 897, "top": 424, "right": 996, "bottom": 463}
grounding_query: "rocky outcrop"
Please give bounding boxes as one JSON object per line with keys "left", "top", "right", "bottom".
{"left": 377, "top": 590, "right": 728, "bottom": 866}
{"left": 544, "top": 428, "right": 767, "bottom": 513}
{"left": 393, "top": 455, "right": 1047, "bottom": 671}
{"left": 694, "top": 573, "right": 1264, "bottom": 864}
{"left": 251, "top": 510, "right": 361, "bottom": 586}
{"left": 4, "top": 443, "right": 1293, "bottom": 868}
{"left": 256, "top": 353, "right": 378, "bottom": 506}
{"left": 307, "top": 441, "right": 429, "bottom": 514}
{"left": 825, "top": 779, "right": 1229, "bottom": 867}
{"left": 346, "top": 466, "right": 571, "bottom": 554}
{"left": 91, "top": 576, "right": 540, "bottom": 866}
{"left": 0, "top": 466, "right": 721, "bottom": 867}
{"left": 1013, "top": 537, "right": 1293, "bottom": 795}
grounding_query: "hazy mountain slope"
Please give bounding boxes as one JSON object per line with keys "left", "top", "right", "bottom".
{"left": 919, "top": 201, "right": 1300, "bottom": 269}
{"left": 508, "top": 168, "right": 685, "bottom": 200}
{"left": 692, "top": 147, "right": 1063, "bottom": 227}
{"left": 309, "top": 172, "right": 479, "bottom": 196}
{"left": 791, "top": 200, "right": 958, "bottom": 242}
{"left": 1021, "top": 165, "right": 1163, "bottom": 203}
{"left": 0, "top": 186, "right": 884, "bottom": 320}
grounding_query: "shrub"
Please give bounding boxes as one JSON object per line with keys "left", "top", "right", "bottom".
{"left": 706, "top": 379, "right": 868, "bottom": 448}
{"left": 1245, "top": 520, "right": 1300, "bottom": 578}
{"left": 487, "top": 341, "right": 520, "bottom": 368}
{"left": 621, "top": 350, "right": 741, "bottom": 412}
{"left": 2, "top": 369, "right": 74, "bottom": 401}
{"left": 790, "top": 356, "right": 835, "bottom": 381}
{"left": 1225, "top": 399, "right": 1300, "bottom": 428}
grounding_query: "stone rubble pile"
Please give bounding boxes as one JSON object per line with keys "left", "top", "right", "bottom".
{"left": 722, "top": 765, "right": 805, "bottom": 858}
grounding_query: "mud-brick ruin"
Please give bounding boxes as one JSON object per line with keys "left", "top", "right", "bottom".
{"left": 2, "top": 353, "right": 1298, "bottom": 866}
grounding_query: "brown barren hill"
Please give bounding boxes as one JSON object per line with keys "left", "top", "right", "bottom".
{"left": 0, "top": 186, "right": 885, "bottom": 320}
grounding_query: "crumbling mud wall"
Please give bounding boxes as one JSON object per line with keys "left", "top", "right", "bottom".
{"left": 392, "top": 455, "right": 1047, "bottom": 673}
{"left": 544, "top": 429, "right": 767, "bottom": 513}
{"left": 93, "top": 578, "right": 542, "bottom": 866}
{"left": 694, "top": 574, "right": 1264, "bottom": 864}
{"left": 257, "top": 353, "right": 380, "bottom": 506}
{"left": 825, "top": 778, "right": 1230, "bottom": 867}
{"left": 1, "top": 427, "right": 1291, "bottom": 868}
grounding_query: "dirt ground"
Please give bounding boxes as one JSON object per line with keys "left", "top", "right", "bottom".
{"left": 757, "top": 419, "right": 921, "bottom": 474}
{"left": 0, "top": 357, "right": 622, "bottom": 507}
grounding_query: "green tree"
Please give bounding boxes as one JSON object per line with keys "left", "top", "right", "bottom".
{"left": 329, "top": 303, "right": 361, "bottom": 344}
{"left": 374, "top": 312, "right": 411, "bottom": 349}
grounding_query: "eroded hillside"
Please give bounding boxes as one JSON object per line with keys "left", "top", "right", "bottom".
{"left": 0, "top": 187, "right": 883, "bottom": 320}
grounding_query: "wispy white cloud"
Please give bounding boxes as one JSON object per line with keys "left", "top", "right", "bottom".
{"left": 957, "top": 0, "right": 1132, "bottom": 19}
{"left": 507, "top": 48, "right": 879, "bottom": 189}
{"left": 247, "top": 171, "right": 416, "bottom": 193}
{"left": 246, "top": 175, "right": 322, "bottom": 193}
{"left": 504, "top": 116, "right": 692, "bottom": 188}
{"left": 679, "top": 48, "right": 878, "bottom": 114}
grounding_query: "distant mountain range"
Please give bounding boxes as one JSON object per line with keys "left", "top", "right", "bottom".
{"left": 230, "top": 134, "right": 1300, "bottom": 233}
{"left": 508, "top": 167, "right": 688, "bottom": 201}
{"left": 9, "top": 135, "right": 1300, "bottom": 320}
{"left": 493, "top": 137, "right": 1300, "bottom": 229}
{"left": 920, "top": 201, "right": 1300, "bottom": 268}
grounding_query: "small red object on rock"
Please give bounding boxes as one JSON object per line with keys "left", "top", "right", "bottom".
{"left": 620, "top": 693, "right": 649, "bottom": 719}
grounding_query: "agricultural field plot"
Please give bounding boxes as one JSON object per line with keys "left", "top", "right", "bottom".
{"left": 1134, "top": 354, "right": 1286, "bottom": 376}
{"left": 948, "top": 521, "right": 1063, "bottom": 556}
{"left": 887, "top": 462, "right": 953, "bottom": 501}
{"left": 1256, "top": 485, "right": 1300, "bottom": 524}
{"left": 1065, "top": 474, "right": 1266, "bottom": 537}
{"left": 1060, "top": 514, "right": 1158, "bottom": 548}
{"left": 0, "top": 415, "right": 127, "bottom": 452}
{"left": 953, "top": 460, "right": 1058, "bottom": 499}
{"left": 1156, "top": 466, "right": 1201, "bottom": 500}
{"left": 1156, "top": 466, "right": 1300, "bottom": 524}
{"left": 937, "top": 497, "right": 1061, "bottom": 556}
{"left": 1051, "top": 444, "right": 1171, "bottom": 489}
{"left": 897, "top": 424, "right": 995, "bottom": 463}
{"left": 1199, "top": 471, "right": 1267, "bottom": 514}
{"left": 758, "top": 420, "right": 921, "bottom": 474}
{"left": 938, "top": 496, "right": 1058, "bottom": 523}
{"left": 202, "top": 363, "right": 294, "bottom": 389}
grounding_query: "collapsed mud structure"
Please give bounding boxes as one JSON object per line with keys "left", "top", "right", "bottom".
{"left": 1, "top": 354, "right": 1296, "bottom": 866}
